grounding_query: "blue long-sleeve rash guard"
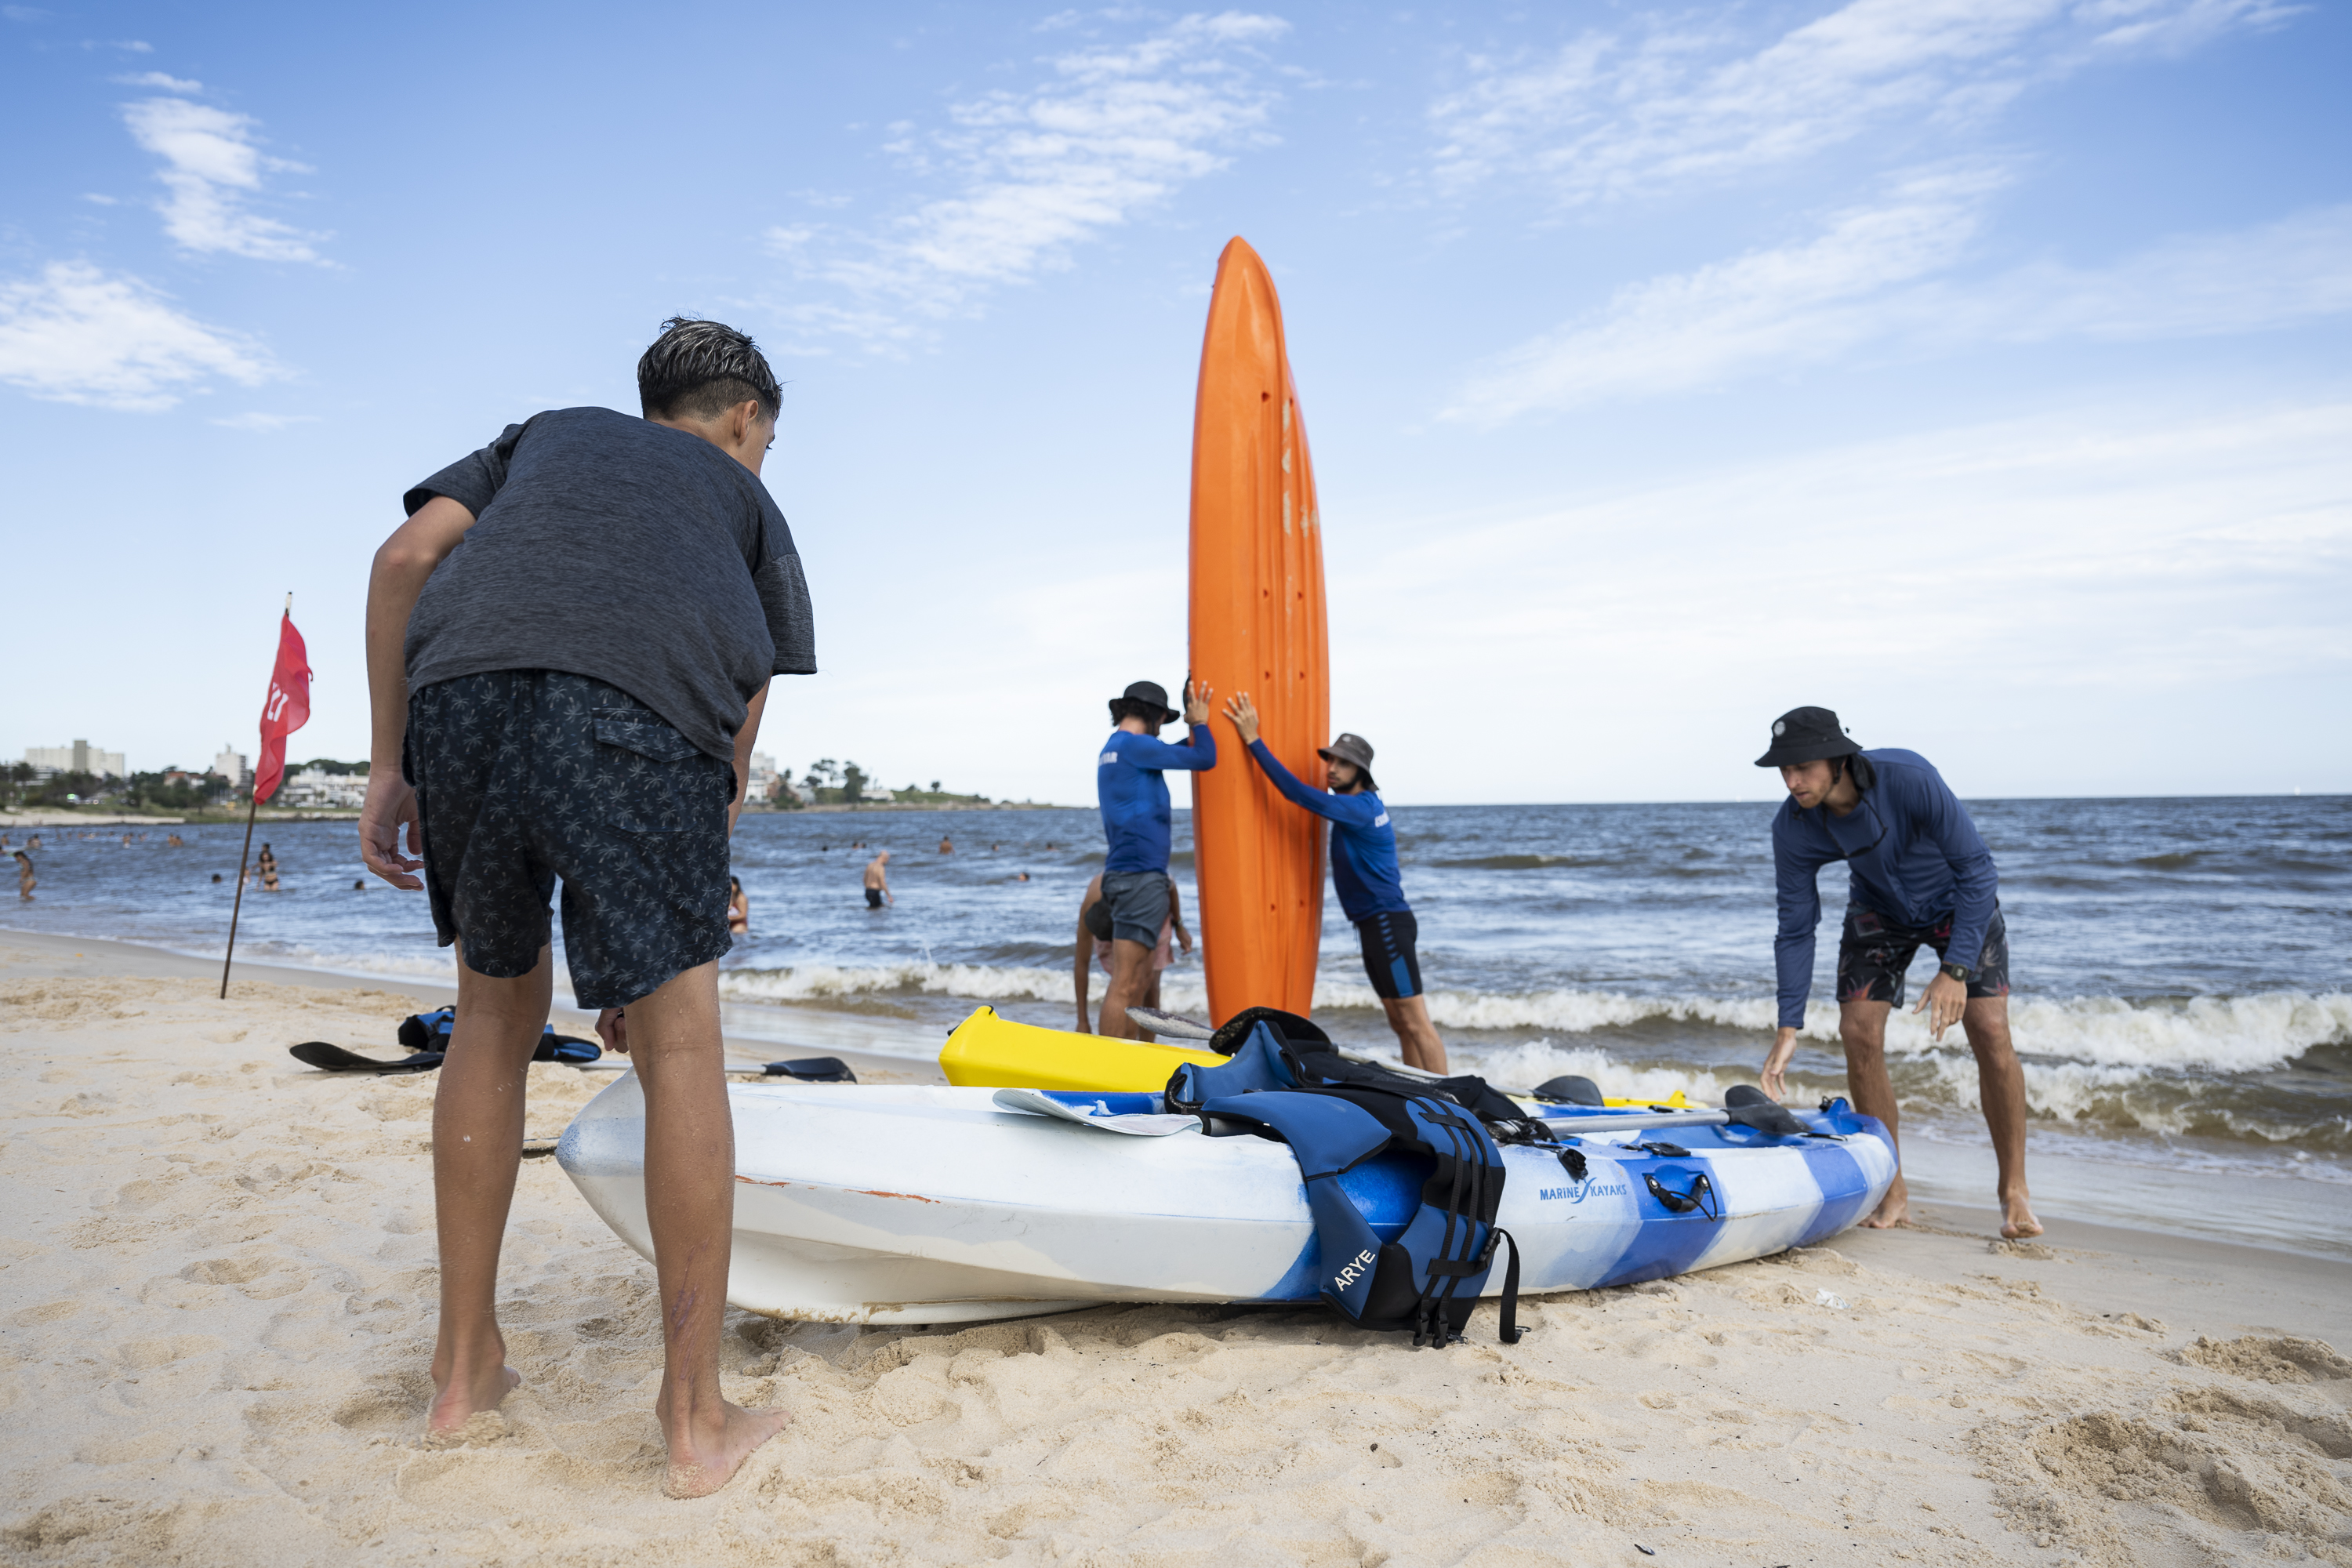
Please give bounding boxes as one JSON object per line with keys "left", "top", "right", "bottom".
{"left": 1245, "top": 739, "right": 1411, "bottom": 921}
{"left": 1098, "top": 726, "right": 1218, "bottom": 874}
{"left": 1772, "top": 747, "right": 1998, "bottom": 1028}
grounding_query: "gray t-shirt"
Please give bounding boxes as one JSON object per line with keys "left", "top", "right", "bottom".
{"left": 401, "top": 406, "right": 815, "bottom": 762}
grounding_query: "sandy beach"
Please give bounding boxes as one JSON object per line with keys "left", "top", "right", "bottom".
{"left": 3, "top": 931, "right": 2348, "bottom": 1566}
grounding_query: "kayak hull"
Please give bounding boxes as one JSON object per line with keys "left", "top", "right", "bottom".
{"left": 1189, "top": 237, "right": 1329, "bottom": 1024}
{"left": 558, "top": 1080, "right": 1895, "bottom": 1325}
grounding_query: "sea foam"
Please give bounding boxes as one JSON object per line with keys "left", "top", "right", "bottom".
{"left": 717, "top": 960, "right": 2350, "bottom": 1074}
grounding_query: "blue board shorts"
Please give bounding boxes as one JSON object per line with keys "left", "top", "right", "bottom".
{"left": 1356, "top": 909, "right": 1424, "bottom": 1000}
{"left": 407, "top": 670, "right": 736, "bottom": 1010}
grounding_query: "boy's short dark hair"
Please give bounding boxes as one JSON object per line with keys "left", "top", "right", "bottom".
{"left": 637, "top": 316, "right": 782, "bottom": 424}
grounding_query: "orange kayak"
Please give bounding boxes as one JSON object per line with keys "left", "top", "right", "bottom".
{"left": 1187, "top": 238, "right": 1329, "bottom": 1025}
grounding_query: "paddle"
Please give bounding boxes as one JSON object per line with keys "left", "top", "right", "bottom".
{"left": 1123, "top": 1007, "right": 1809, "bottom": 1135}
{"left": 289, "top": 1042, "right": 445, "bottom": 1075}
{"left": 578, "top": 1055, "right": 858, "bottom": 1082}
{"left": 1546, "top": 1097, "right": 1813, "bottom": 1139}
{"left": 1129, "top": 1006, "right": 1567, "bottom": 1097}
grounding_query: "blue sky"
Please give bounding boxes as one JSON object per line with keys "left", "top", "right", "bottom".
{"left": 2, "top": 1, "right": 2346, "bottom": 806}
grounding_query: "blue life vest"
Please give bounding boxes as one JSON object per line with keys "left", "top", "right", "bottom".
{"left": 398, "top": 1007, "right": 601, "bottom": 1065}
{"left": 1167, "top": 1022, "right": 1523, "bottom": 1347}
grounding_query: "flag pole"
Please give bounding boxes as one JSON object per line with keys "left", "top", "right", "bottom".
{"left": 221, "top": 592, "right": 292, "bottom": 1000}
{"left": 220, "top": 790, "right": 259, "bottom": 1000}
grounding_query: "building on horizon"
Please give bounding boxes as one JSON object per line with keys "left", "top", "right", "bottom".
{"left": 25, "top": 739, "right": 125, "bottom": 779}
{"left": 275, "top": 765, "right": 367, "bottom": 810}
{"left": 212, "top": 746, "right": 249, "bottom": 792}
{"left": 748, "top": 752, "right": 779, "bottom": 803}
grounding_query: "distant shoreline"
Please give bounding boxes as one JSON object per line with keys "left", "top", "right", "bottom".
{"left": 775, "top": 800, "right": 1072, "bottom": 813}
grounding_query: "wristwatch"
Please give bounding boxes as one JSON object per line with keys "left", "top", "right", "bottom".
{"left": 1938, "top": 962, "right": 1973, "bottom": 983}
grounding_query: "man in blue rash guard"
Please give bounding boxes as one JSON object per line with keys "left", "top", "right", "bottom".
{"left": 1096, "top": 678, "right": 1217, "bottom": 1038}
{"left": 1755, "top": 706, "right": 2040, "bottom": 1240}
{"left": 1222, "top": 691, "right": 1449, "bottom": 1074}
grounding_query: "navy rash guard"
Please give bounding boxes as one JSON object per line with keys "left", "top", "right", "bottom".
{"left": 1244, "top": 739, "right": 1410, "bottom": 921}
{"left": 1771, "top": 747, "right": 1998, "bottom": 1028}
{"left": 1098, "top": 726, "right": 1218, "bottom": 874}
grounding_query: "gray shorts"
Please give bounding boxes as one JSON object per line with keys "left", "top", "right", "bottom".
{"left": 1098, "top": 869, "right": 1172, "bottom": 948}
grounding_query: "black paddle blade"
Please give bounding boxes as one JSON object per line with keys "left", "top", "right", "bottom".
{"left": 289, "top": 1042, "right": 445, "bottom": 1075}
{"left": 763, "top": 1057, "right": 856, "bottom": 1083}
{"left": 1533, "top": 1074, "right": 1606, "bottom": 1106}
{"left": 1724, "top": 1098, "right": 1809, "bottom": 1136}
{"left": 1207, "top": 1006, "right": 1330, "bottom": 1056}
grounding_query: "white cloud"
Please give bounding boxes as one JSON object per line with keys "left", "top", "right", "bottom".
{"left": 1334, "top": 399, "right": 2351, "bottom": 800}
{"left": 209, "top": 411, "right": 318, "bottom": 432}
{"left": 766, "top": 11, "right": 1288, "bottom": 342}
{"left": 1960, "top": 203, "right": 2352, "bottom": 343}
{"left": 122, "top": 96, "right": 326, "bottom": 263}
{"left": 115, "top": 70, "right": 200, "bottom": 91}
{"left": 1446, "top": 165, "right": 2005, "bottom": 419}
{"left": 1428, "top": 0, "right": 2298, "bottom": 204}
{"left": 0, "top": 262, "right": 278, "bottom": 411}
{"left": 1448, "top": 193, "right": 2352, "bottom": 423}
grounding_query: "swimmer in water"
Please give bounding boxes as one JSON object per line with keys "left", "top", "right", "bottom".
{"left": 728, "top": 876, "right": 750, "bottom": 934}
{"left": 13, "top": 849, "right": 33, "bottom": 902}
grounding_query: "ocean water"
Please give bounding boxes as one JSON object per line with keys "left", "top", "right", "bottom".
{"left": 11, "top": 795, "right": 2348, "bottom": 1254}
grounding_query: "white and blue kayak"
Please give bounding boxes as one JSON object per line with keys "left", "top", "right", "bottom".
{"left": 557, "top": 1077, "right": 1896, "bottom": 1325}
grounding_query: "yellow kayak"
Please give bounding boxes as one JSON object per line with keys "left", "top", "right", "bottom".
{"left": 937, "top": 1006, "right": 1690, "bottom": 1108}
{"left": 941, "top": 1007, "right": 1223, "bottom": 1091}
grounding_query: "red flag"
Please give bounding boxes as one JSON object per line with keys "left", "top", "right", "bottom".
{"left": 253, "top": 611, "right": 312, "bottom": 803}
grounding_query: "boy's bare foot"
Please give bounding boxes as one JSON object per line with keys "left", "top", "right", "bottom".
{"left": 1860, "top": 1191, "right": 1912, "bottom": 1229}
{"left": 2000, "top": 1192, "right": 2043, "bottom": 1239}
{"left": 427, "top": 1363, "right": 521, "bottom": 1433}
{"left": 663, "top": 1401, "right": 792, "bottom": 1499}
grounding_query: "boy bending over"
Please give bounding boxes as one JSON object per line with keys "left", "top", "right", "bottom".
{"left": 360, "top": 318, "right": 815, "bottom": 1497}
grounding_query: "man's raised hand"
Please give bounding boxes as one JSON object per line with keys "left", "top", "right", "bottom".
{"left": 1221, "top": 691, "right": 1261, "bottom": 746}
{"left": 1183, "top": 679, "right": 1214, "bottom": 726}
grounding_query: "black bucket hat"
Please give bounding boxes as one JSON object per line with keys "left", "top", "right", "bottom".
{"left": 1110, "top": 680, "right": 1180, "bottom": 724}
{"left": 1317, "top": 732, "right": 1377, "bottom": 793}
{"left": 1755, "top": 706, "right": 1860, "bottom": 768}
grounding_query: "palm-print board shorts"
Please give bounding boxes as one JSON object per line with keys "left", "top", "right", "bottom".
{"left": 1835, "top": 904, "right": 2011, "bottom": 1011}
{"left": 407, "top": 670, "right": 735, "bottom": 1010}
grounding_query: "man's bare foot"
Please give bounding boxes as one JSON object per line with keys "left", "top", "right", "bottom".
{"left": 664, "top": 1401, "right": 791, "bottom": 1499}
{"left": 2000, "top": 1192, "right": 2043, "bottom": 1240}
{"left": 427, "top": 1363, "right": 521, "bottom": 1433}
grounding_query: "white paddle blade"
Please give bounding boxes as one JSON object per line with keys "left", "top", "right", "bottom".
{"left": 990, "top": 1087, "right": 1197, "bottom": 1137}
{"left": 1126, "top": 1006, "right": 1216, "bottom": 1040}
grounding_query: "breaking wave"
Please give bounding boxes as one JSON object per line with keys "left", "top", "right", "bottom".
{"left": 717, "top": 961, "right": 2350, "bottom": 1076}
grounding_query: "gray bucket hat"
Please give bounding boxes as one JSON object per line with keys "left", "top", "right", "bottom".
{"left": 1317, "top": 733, "right": 1377, "bottom": 792}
